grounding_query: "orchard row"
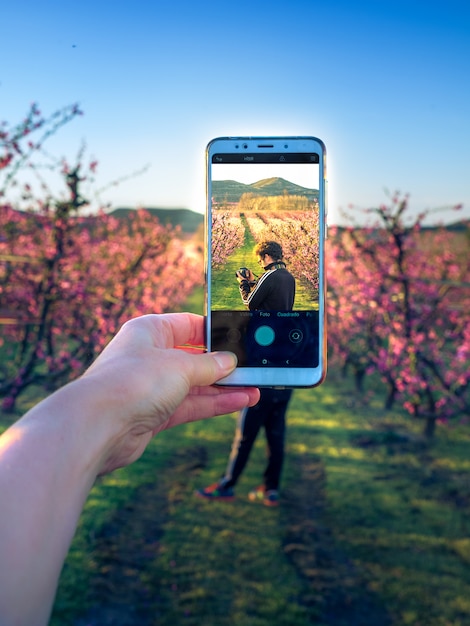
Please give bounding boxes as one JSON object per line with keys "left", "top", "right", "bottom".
{"left": 211, "top": 208, "right": 320, "bottom": 295}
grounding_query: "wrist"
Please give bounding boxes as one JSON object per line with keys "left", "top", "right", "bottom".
{"left": 25, "top": 377, "right": 118, "bottom": 479}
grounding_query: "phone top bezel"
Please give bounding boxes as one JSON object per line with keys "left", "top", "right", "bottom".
{"left": 205, "top": 136, "right": 327, "bottom": 388}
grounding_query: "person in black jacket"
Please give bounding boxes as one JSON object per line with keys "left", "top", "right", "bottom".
{"left": 236, "top": 240, "right": 296, "bottom": 311}
{"left": 196, "top": 240, "right": 294, "bottom": 507}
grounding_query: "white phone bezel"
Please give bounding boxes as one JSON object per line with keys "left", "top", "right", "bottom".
{"left": 205, "top": 136, "right": 327, "bottom": 388}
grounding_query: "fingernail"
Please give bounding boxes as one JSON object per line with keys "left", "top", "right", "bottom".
{"left": 212, "top": 351, "right": 237, "bottom": 372}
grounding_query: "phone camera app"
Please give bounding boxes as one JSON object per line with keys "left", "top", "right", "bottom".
{"left": 289, "top": 329, "right": 303, "bottom": 343}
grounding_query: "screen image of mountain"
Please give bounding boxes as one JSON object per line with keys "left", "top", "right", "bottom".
{"left": 212, "top": 178, "right": 319, "bottom": 203}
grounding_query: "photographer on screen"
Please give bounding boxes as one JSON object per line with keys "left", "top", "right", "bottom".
{"left": 235, "top": 240, "right": 295, "bottom": 311}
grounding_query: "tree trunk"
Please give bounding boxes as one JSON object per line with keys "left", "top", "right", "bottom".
{"left": 423, "top": 416, "right": 436, "bottom": 439}
{"left": 384, "top": 382, "right": 396, "bottom": 410}
{"left": 354, "top": 367, "right": 365, "bottom": 393}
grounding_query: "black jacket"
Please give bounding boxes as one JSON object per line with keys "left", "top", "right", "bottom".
{"left": 239, "top": 262, "right": 295, "bottom": 311}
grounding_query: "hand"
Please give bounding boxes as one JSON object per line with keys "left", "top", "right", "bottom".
{"left": 81, "top": 313, "right": 260, "bottom": 474}
{"left": 236, "top": 268, "right": 254, "bottom": 282}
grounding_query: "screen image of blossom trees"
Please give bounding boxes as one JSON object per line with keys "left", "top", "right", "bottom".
{"left": 0, "top": 104, "right": 203, "bottom": 412}
{"left": 211, "top": 188, "right": 321, "bottom": 310}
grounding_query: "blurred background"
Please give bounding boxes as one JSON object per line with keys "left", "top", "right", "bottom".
{"left": 2, "top": 0, "right": 469, "bottom": 223}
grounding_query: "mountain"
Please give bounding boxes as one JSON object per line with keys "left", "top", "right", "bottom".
{"left": 212, "top": 177, "right": 319, "bottom": 203}
{"left": 423, "top": 218, "right": 470, "bottom": 232}
{"left": 111, "top": 207, "right": 203, "bottom": 233}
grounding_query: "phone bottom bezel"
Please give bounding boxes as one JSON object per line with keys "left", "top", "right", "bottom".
{"left": 215, "top": 365, "right": 326, "bottom": 389}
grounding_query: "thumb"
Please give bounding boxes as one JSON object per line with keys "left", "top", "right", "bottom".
{"left": 184, "top": 351, "right": 238, "bottom": 387}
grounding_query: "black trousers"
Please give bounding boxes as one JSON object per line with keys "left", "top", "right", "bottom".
{"left": 221, "top": 388, "right": 293, "bottom": 491}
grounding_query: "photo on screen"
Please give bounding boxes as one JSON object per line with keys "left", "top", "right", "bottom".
{"left": 210, "top": 161, "right": 320, "bottom": 313}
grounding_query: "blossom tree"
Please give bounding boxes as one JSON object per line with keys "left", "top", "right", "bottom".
{"left": 0, "top": 105, "right": 202, "bottom": 410}
{"left": 211, "top": 209, "right": 245, "bottom": 267}
{"left": 328, "top": 195, "right": 470, "bottom": 437}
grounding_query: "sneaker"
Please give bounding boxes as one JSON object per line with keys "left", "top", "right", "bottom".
{"left": 248, "top": 485, "right": 266, "bottom": 502}
{"left": 248, "top": 485, "right": 280, "bottom": 507}
{"left": 195, "top": 482, "right": 235, "bottom": 501}
{"left": 263, "top": 489, "right": 280, "bottom": 507}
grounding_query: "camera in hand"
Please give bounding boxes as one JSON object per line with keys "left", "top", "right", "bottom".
{"left": 235, "top": 267, "right": 251, "bottom": 279}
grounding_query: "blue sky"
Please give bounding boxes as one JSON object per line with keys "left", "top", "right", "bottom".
{"left": 2, "top": 0, "right": 469, "bottom": 224}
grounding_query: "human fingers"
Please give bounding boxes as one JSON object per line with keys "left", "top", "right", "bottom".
{"left": 176, "top": 349, "right": 241, "bottom": 390}
{"left": 156, "top": 386, "right": 260, "bottom": 432}
{"left": 106, "top": 313, "right": 205, "bottom": 357}
{"left": 146, "top": 312, "right": 205, "bottom": 349}
{"left": 88, "top": 313, "right": 205, "bottom": 378}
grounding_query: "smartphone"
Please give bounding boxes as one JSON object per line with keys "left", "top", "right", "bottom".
{"left": 205, "top": 136, "right": 327, "bottom": 387}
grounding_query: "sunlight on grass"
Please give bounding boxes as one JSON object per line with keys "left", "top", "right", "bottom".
{"left": 288, "top": 414, "right": 340, "bottom": 429}
{"left": 433, "top": 453, "right": 470, "bottom": 471}
{"left": 2, "top": 313, "right": 468, "bottom": 625}
{"left": 289, "top": 442, "right": 310, "bottom": 454}
{"left": 452, "top": 538, "right": 470, "bottom": 564}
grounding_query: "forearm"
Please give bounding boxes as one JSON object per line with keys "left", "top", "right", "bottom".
{"left": 239, "top": 279, "right": 257, "bottom": 306}
{"left": 241, "top": 280, "right": 266, "bottom": 310}
{"left": 0, "top": 379, "right": 110, "bottom": 626}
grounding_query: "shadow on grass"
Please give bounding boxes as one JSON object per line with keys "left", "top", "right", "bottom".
{"left": 282, "top": 452, "right": 392, "bottom": 626}
{"left": 74, "top": 446, "right": 207, "bottom": 626}
{"left": 72, "top": 442, "right": 392, "bottom": 626}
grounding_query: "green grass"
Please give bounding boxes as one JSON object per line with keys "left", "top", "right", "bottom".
{"left": 40, "top": 377, "right": 468, "bottom": 623}
{"left": 2, "top": 289, "right": 470, "bottom": 625}
{"left": 212, "top": 216, "right": 257, "bottom": 310}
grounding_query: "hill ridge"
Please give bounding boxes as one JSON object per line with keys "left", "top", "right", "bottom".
{"left": 111, "top": 207, "right": 203, "bottom": 232}
{"left": 212, "top": 177, "right": 319, "bottom": 203}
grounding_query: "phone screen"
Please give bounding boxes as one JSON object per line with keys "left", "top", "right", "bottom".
{"left": 208, "top": 147, "right": 323, "bottom": 374}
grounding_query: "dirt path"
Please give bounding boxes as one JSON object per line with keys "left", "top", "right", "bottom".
{"left": 75, "top": 447, "right": 207, "bottom": 625}
{"left": 75, "top": 446, "right": 391, "bottom": 625}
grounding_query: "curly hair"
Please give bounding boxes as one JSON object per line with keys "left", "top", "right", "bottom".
{"left": 253, "top": 240, "right": 283, "bottom": 261}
